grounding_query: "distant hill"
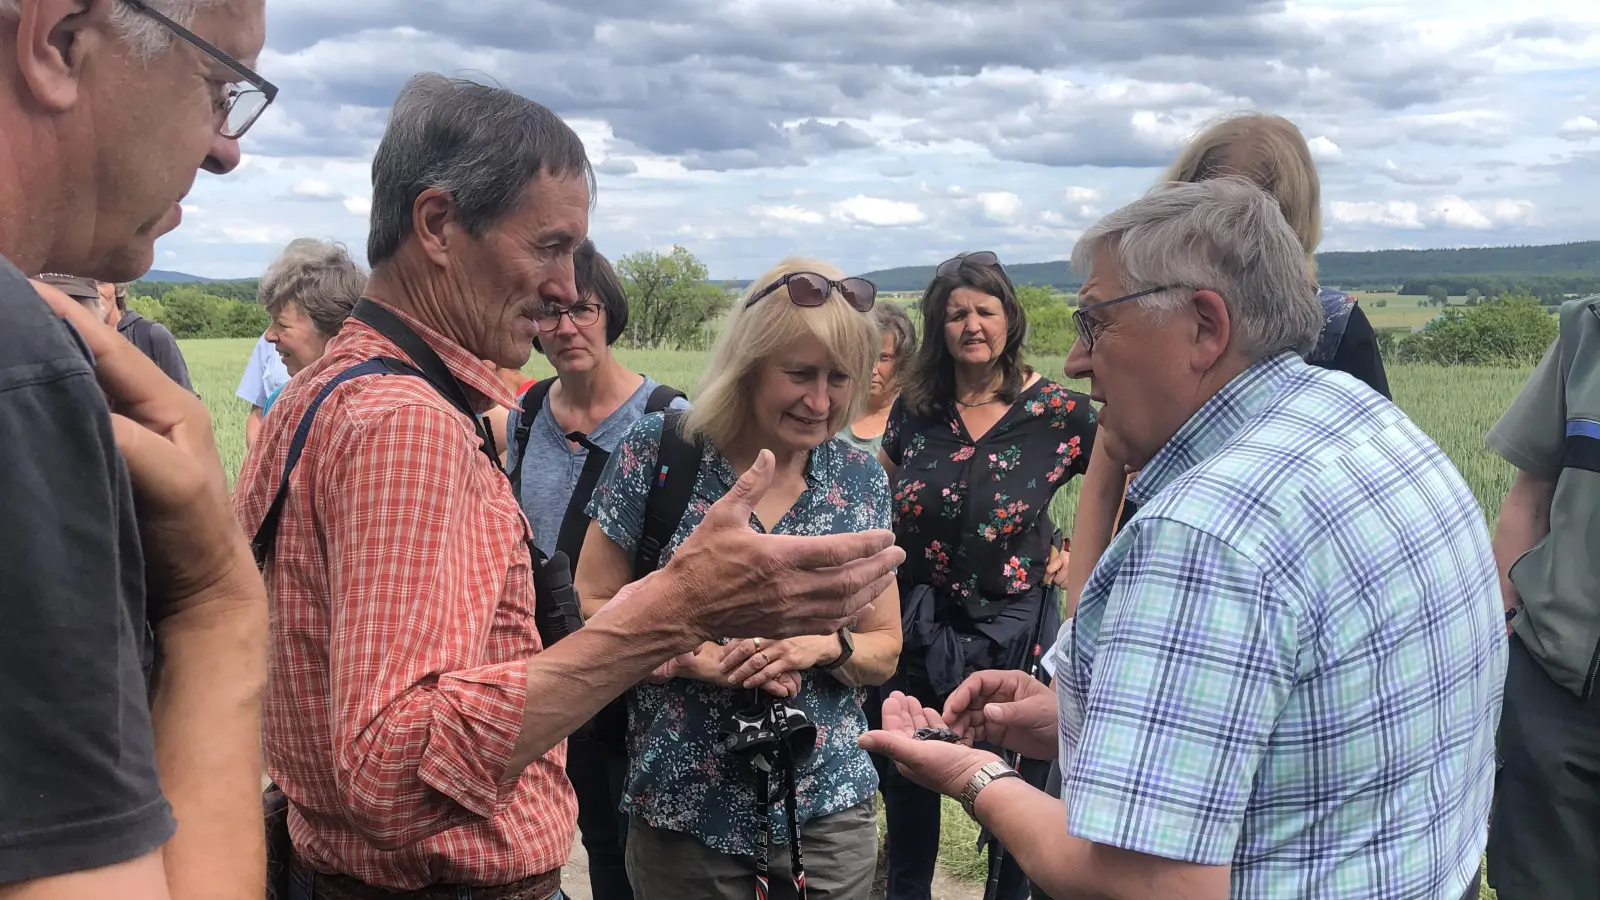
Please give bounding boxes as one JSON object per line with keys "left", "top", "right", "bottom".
{"left": 856, "top": 240, "right": 1600, "bottom": 293}
{"left": 141, "top": 269, "right": 211, "bottom": 283}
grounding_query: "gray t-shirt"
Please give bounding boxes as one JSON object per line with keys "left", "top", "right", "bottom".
{"left": 506, "top": 377, "right": 690, "bottom": 556}
{"left": 0, "top": 257, "right": 174, "bottom": 881}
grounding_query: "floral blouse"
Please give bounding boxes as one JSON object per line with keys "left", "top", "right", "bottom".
{"left": 585, "top": 412, "right": 892, "bottom": 856}
{"left": 883, "top": 377, "right": 1095, "bottom": 615}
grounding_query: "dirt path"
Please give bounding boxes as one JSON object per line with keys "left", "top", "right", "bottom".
{"left": 560, "top": 832, "right": 981, "bottom": 900}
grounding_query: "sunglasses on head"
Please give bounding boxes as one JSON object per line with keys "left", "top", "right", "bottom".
{"left": 936, "top": 251, "right": 1000, "bottom": 278}
{"left": 745, "top": 272, "right": 877, "bottom": 312}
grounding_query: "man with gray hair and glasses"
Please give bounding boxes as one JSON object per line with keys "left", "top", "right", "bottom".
{"left": 862, "top": 177, "right": 1504, "bottom": 900}
{"left": 233, "top": 73, "right": 902, "bottom": 900}
{"left": 0, "top": 1, "right": 274, "bottom": 899}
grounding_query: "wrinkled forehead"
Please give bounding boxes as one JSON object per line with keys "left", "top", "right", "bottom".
{"left": 1078, "top": 248, "right": 1128, "bottom": 303}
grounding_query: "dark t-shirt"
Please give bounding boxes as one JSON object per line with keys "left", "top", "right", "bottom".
{"left": 117, "top": 310, "right": 194, "bottom": 393}
{"left": 0, "top": 258, "right": 174, "bottom": 881}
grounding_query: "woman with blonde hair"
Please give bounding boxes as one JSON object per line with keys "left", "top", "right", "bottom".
{"left": 575, "top": 258, "right": 902, "bottom": 900}
{"left": 1063, "top": 111, "right": 1393, "bottom": 613}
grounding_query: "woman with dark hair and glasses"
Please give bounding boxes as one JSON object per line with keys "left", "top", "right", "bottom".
{"left": 499, "top": 238, "right": 689, "bottom": 900}
{"left": 874, "top": 252, "right": 1096, "bottom": 900}
{"left": 575, "top": 257, "right": 900, "bottom": 900}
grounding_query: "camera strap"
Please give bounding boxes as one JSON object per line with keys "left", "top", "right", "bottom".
{"left": 748, "top": 704, "right": 808, "bottom": 900}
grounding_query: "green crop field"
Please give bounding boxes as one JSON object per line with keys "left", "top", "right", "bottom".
{"left": 191, "top": 339, "right": 1525, "bottom": 530}
{"left": 187, "top": 338, "right": 1514, "bottom": 898}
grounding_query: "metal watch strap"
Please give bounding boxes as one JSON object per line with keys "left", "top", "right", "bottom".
{"left": 959, "top": 760, "right": 1021, "bottom": 819}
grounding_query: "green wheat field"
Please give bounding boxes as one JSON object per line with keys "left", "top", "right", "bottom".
{"left": 189, "top": 338, "right": 1515, "bottom": 897}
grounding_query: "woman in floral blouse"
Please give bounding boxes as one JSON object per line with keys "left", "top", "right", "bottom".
{"left": 876, "top": 251, "right": 1096, "bottom": 900}
{"left": 575, "top": 257, "right": 902, "bottom": 900}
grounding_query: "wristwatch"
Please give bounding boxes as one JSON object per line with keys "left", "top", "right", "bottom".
{"left": 958, "top": 760, "right": 1021, "bottom": 819}
{"left": 817, "top": 629, "right": 855, "bottom": 671}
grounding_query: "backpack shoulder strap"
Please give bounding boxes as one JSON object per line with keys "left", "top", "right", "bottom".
{"left": 632, "top": 409, "right": 701, "bottom": 581}
{"left": 251, "top": 357, "right": 424, "bottom": 567}
{"left": 644, "top": 383, "right": 687, "bottom": 414}
{"left": 507, "top": 377, "right": 556, "bottom": 502}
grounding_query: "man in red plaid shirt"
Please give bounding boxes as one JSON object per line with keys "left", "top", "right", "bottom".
{"left": 234, "top": 73, "right": 904, "bottom": 900}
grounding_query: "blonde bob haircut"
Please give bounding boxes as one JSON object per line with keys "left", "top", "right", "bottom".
{"left": 685, "top": 257, "right": 879, "bottom": 451}
{"left": 1161, "top": 111, "right": 1323, "bottom": 278}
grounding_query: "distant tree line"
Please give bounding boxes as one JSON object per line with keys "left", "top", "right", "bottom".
{"left": 127, "top": 282, "right": 270, "bottom": 339}
{"left": 1396, "top": 275, "right": 1600, "bottom": 304}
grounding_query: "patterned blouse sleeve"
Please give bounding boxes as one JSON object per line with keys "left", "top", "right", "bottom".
{"left": 584, "top": 411, "right": 665, "bottom": 558}
{"left": 1044, "top": 385, "right": 1098, "bottom": 482}
{"left": 882, "top": 396, "right": 906, "bottom": 467}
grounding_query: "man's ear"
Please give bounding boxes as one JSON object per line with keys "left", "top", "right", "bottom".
{"left": 1188, "top": 289, "right": 1232, "bottom": 372}
{"left": 13, "top": 0, "right": 107, "bottom": 113}
{"left": 412, "top": 187, "right": 459, "bottom": 271}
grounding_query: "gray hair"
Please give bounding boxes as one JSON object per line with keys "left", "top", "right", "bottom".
{"left": 872, "top": 302, "right": 916, "bottom": 378}
{"left": 258, "top": 238, "right": 367, "bottom": 338}
{"left": 367, "top": 73, "right": 595, "bottom": 267}
{"left": 1070, "top": 177, "right": 1322, "bottom": 358}
{"left": 0, "top": 0, "right": 220, "bottom": 58}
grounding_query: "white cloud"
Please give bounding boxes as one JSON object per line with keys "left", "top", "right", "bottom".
{"left": 1308, "top": 136, "right": 1343, "bottom": 162}
{"left": 752, "top": 204, "right": 825, "bottom": 225}
{"left": 343, "top": 195, "right": 372, "bottom": 216}
{"left": 289, "top": 179, "right": 341, "bottom": 200}
{"left": 975, "top": 191, "right": 1023, "bottom": 224}
{"left": 1064, "top": 186, "right": 1101, "bottom": 203}
{"left": 1330, "top": 195, "right": 1537, "bottom": 230}
{"left": 829, "top": 196, "right": 926, "bottom": 227}
{"left": 1559, "top": 115, "right": 1600, "bottom": 140}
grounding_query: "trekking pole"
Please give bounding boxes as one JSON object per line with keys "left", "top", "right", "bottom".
{"left": 981, "top": 532, "right": 1062, "bottom": 900}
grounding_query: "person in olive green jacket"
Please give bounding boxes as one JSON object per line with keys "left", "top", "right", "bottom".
{"left": 1485, "top": 294, "right": 1600, "bottom": 900}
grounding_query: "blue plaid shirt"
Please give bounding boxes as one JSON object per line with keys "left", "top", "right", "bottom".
{"left": 1050, "top": 352, "right": 1505, "bottom": 898}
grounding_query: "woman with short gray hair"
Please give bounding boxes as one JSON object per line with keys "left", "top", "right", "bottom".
{"left": 839, "top": 301, "right": 916, "bottom": 457}
{"left": 257, "top": 238, "right": 366, "bottom": 413}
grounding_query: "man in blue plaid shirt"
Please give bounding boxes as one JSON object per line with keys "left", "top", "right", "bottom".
{"left": 863, "top": 178, "right": 1506, "bottom": 900}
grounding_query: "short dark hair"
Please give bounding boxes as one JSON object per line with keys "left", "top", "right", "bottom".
{"left": 366, "top": 73, "right": 595, "bottom": 267}
{"left": 533, "top": 239, "right": 630, "bottom": 352}
{"left": 902, "top": 257, "right": 1029, "bottom": 417}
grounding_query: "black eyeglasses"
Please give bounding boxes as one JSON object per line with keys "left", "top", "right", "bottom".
{"left": 535, "top": 301, "right": 602, "bottom": 332}
{"left": 121, "top": 0, "right": 278, "bottom": 139}
{"left": 936, "top": 251, "right": 1000, "bottom": 278}
{"left": 1072, "top": 285, "right": 1173, "bottom": 352}
{"left": 745, "top": 272, "right": 877, "bottom": 312}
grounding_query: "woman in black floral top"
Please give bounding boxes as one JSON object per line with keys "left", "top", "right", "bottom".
{"left": 875, "top": 252, "right": 1095, "bottom": 900}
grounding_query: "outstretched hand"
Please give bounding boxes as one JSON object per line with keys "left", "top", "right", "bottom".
{"left": 664, "top": 449, "right": 905, "bottom": 642}
{"left": 859, "top": 691, "right": 997, "bottom": 797}
{"left": 943, "top": 670, "right": 1059, "bottom": 761}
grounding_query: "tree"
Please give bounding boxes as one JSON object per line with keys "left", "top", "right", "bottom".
{"left": 615, "top": 246, "right": 731, "bottom": 349}
{"left": 1426, "top": 285, "right": 1449, "bottom": 306}
{"left": 1014, "top": 284, "right": 1075, "bottom": 354}
{"left": 1465, "top": 288, "right": 1482, "bottom": 307}
{"left": 1373, "top": 298, "right": 1388, "bottom": 308}
{"left": 1396, "top": 290, "right": 1557, "bottom": 366}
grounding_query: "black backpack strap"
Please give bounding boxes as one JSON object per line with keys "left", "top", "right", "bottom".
{"left": 251, "top": 357, "right": 423, "bottom": 568}
{"left": 506, "top": 377, "right": 556, "bottom": 502}
{"left": 553, "top": 430, "right": 611, "bottom": 564}
{"left": 633, "top": 409, "right": 702, "bottom": 581}
{"left": 550, "top": 382, "right": 687, "bottom": 561}
{"left": 644, "top": 383, "right": 686, "bottom": 414}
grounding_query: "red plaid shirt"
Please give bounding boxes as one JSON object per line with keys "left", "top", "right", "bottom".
{"left": 235, "top": 300, "right": 575, "bottom": 889}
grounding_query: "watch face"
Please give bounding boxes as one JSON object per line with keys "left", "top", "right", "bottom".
{"left": 840, "top": 629, "right": 855, "bottom": 652}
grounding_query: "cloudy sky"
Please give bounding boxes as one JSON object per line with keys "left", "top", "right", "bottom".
{"left": 163, "top": 0, "right": 1600, "bottom": 281}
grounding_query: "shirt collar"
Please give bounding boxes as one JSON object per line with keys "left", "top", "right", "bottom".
{"left": 352, "top": 297, "right": 519, "bottom": 412}
{"left": 1126, "top": 351, "right": 1301, "bottom": 505}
